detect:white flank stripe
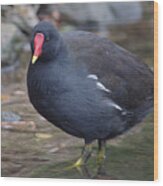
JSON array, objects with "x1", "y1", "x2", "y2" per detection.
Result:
[
  {"x1": 96, "y1": 82, "x2": 111, "y2": 93},
  {"x1": 87, "y1": 74, "x2": 98, "y2": 80},
  {"x1": 109, "y1": 101, "x2": 123, "y2": 111},
  {"x1": 87, "y1": 74, "x2": 111, "y2": 93}
]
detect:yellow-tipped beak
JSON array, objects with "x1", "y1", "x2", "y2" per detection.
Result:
[{"x1": 32, "y1": 56, "x2": 38, "y2": 64}]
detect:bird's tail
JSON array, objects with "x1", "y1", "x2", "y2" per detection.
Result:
[
  {"x1": 128, "y1": 97, "x2": 153, "y2": 129},
  {"x1": 133, "y1": 97, "x2": 154, "y2": 124},
  {"x1": 120, "y1": 96, "x2": 153, "y2": 130}
]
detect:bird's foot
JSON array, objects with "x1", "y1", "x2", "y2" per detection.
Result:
[
  {"x1": 52, "y1": 159, "x2": 84, "y2": 175},
  {"x1": 62, "y1": 157, "x2": 84, "y2": 171},
  {"x1": 59, "y1": 143, "x2": 93, "y2": 175},
  {"x1": 53, "y1": 157, "x2": 92, "y2": 178},
  {"x1": 73, "y1": 157, "x2": 84, "y2": 167},
  {"x1": 51, "y1": 143, "x2": 93, "y2": 176}
]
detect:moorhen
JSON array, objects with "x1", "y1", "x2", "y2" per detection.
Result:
[{"x1": 27, "y1": 21, "x2": 153, "y2": 172}]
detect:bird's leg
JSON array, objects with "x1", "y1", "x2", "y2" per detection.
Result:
[
  {"x1": 73, "y1": 143, "x2": 93, "y2": 167},
  {"x1": 96, "y1": 140, "x2": 107, "y2": 175},
  {"x1": 58, "y1": 142, "x2": 93, "y2": 173}
]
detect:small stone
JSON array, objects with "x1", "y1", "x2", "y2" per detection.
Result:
[
  {"x1": 13, "y1": 90, "x2": 25, "y2": 95},
  {"x1": 1, "y1": 23, "x2": 25, "y2": 68},
  {"x1": 49, "y1": 147, "x2": 59, "y2": 153},
  {"x1": 1, "y1": 111, "x2": 21, "y2": 122},
  {"x1": 35, "y1": 133, "x2": 53, "y2": 139},
  {"x1": 1, "y1": 121, "x2": 36, "y2": 132},
  {"x1": 1, "y1": 95, "x2": 11, "y2": 103}
]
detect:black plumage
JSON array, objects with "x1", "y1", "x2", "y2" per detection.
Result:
[{"x1": 27, "y1": 21, "x2": 153, "y2": 169}]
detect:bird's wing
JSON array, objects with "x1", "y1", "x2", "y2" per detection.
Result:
[
  {"x1": 86, "y1": 73, "x2": 129, "y2": 115},
  {"x1": 63, "y1": 31, "x2": 153, "y2": 111}
]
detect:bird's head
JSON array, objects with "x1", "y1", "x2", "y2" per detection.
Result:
[{"x1": 31, "y1": 21, "x2": 61, "y2": 64}]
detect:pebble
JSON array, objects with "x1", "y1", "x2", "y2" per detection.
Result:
[
  {"x1": 1, "y1": 121, "x2": 36, "y2": 132},
  {"x1": 1, "y1": 111, "x2": 21, "y2": 122}
]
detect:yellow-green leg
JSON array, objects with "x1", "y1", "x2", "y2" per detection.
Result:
[
  {"x1": 96, "y1": 140, "x2": 107, "y2": 175},
  {"x1": 73, "y1": 143, "x2": 93, "y2": 167},
  {"x1": 60, "y1": 142, "x2": 93, "y2": 173}
]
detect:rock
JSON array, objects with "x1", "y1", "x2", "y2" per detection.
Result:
[
  {"x1": 1, "y1": 5, "x2": 38, "y2": 71},
  {"x1": 1, "y1": 111, "x2": 21, "y2": 122},
  {"x1": 2, "y1": 5, "x2": 39, "y2": 35},
  {"x1": 37, "y1": 2, "x2": 143, "y2": 36},
  {"x1": 35, "y1": 133, "x2": 53, "y2": 139},
  {"x1": 1, "y1": 95, "x2": 11, "y2": 104},
  {"x1": 1, "y1": 121, "x2": 36, "y2": 132},
  {"x1": 13, "y1": 90, "x2": 25, "y2": 96},
  {"x1": 49, "y1": 147, "x2": 60, "y2": 153},
  {"x1": 1, "y1": 112, "x2": 36, "y2": 132},
  {"x1": 37, "y1": 4, "x2": 61, "y2": 28},
  {"x1": 1, "y1": 23, "x2": 26, "y2": 68}
]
